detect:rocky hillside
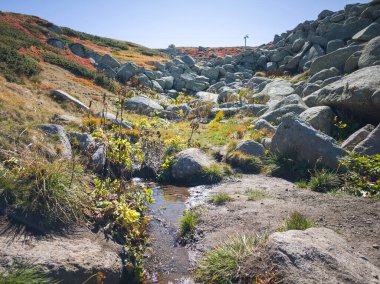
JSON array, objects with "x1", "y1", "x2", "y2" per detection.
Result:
[{"x1": 0, "y1": 1, "x2": 379, "y2": 284}]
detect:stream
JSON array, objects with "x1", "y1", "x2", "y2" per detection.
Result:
[{"x1": 140, "y1": 179, "x2": 211, "y2": 284}]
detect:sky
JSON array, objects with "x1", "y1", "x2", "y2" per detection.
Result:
[{"x1": 0, "y1": 0, "x2": 370, "y2": 48}]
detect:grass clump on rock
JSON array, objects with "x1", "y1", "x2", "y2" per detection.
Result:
[
  {"x1": 278, "y1": 211, "x2": 316, "y2": 232},
  {"x1": 226, "y1": 151, "x2": 263, "y2": 173},
  {"x1": 196, "y1": 234, "x2": 262, "y2": 283},
  {"x1": 202, "y1": 163, "x2": 232, "y2": 184},
  {"x1": 208, "y1": 192, "x2": 232, "y2": 205}
]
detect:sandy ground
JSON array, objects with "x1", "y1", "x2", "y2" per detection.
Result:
[{"x1": 190, "y1": 174, "x2": 380, "y2": 268}]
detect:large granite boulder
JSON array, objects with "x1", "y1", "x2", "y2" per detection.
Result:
[
  {"x1": 352, "y1": 22, "x2": 380, "y2": 42},
  {"x1": 354, "y1": 123, "x2": 380, "y2": 155},
  {"x1": 270, "y1": 114, "x2": 347, "y2": 169},
  {"x1": 304, "y1": 65, "x2": 380, "y2": 122},
  {"x1": 299, "y1": 106, "x2": 335, "y2": 135},
  {"x1": 261, "y1": 228, "x2": 380, "y2": 284},
  {"x1": 358, "y1": 36, "x2": 380, "y2": 68},
  {"x1": 125, "y1": 95, "x2": 163, "y2": 115},
  {"x1": 171, "y1": 148, "x2": 213, "y2": 184},
  {"x1": 341, "y1": 124, "x2": 375, "y2": 150},
  {"x1": 261, "y1": 104, "x2": 308, "y2": 124},
  {"x1": 234, "y1": 140, "x2": 265, "y2": 157}
]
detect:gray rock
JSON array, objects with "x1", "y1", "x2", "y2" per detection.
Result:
[
  {"x1": 68, "y1": 132, "x2": 96, "y2": 151},
  {"x1": 50, "y1": 90, "x2": 89, "y2": 111},
  {"x1": 157, "y1": 76, "x2": 174, "y2": 90},
  {"x1": 234, "y1": 140, "x2": 265, "y2": 157},
  {"x1": 309, "y1": 44, "x2": 363, "y2": 76},
  {"x1": 0, "y1": 227, "x2": 122, "y2": 284},
  {"x1": 261, "y1": 138, "x2": 272, "y2": 150},
  {"x1": 166, "y1": 103, "x2": 191, "y2": 116},
  {"x1": 181, "y1": 55, "x2": 195, "y2": 66},
  {"x1": 252, "y1": 119, "x2": 276, "y2": 134},
  {"x1": 39, "y1": 124, "x2": 72, "y2": 159},
  {"x1": 125, "y1": 95, "x2": 163, "y2": 115},
  {"x1": 117, "y1": 62, "x2": 138, "y2": 83},
  {"x1": 354, "y1": 123, "x2": 380, "y2": 155},
  {"x1": 323, "y1": 18, "x2": 372, "y2": 41},
  {"x1": 195, "y1": 91, "x2": 218, "y2": 104},
  {"x1": 171, "y1": 148, "x2": 213, "y2": 184},
  {"x1": 331, "y1": 12, "x2": 345, "y2": 23},
  {"x1": 326, "y1": 39, "x2": 345, "y2": 54},
  {"x1": 47, "y1": 38, "x2": 65, "y2": 49},
  {"x1": 352, "y1": 23, "x2": 380, "y2": 42},
  {"x1": 299, "y1": 106, "x2": 335, "y2": 135},
  {"x1": 286, "y1": 42, "x2": 312, "y2": 70},
  {"x1": 309, "y1": 67, "x2": 340, "y2": 83},
  {"x1": 47, "y1": 25, "x2": 62, "y2": 34},
  {"x1": 241, "y1": 104, "x2": 269, "y2": 116},
  {"x1": 96, "y1": 112, "x2": 133, "y2": 129},
  {"x1": 264, "y1": 228, "x2": 380, "y2": 284},
  {"x1": 344, "y1": 51, "x2": 362, "y2": 73},
  {"x1": 186, "y1": 76, "x2": 210, "y2": 92},
  {"x1": 342, "y1": 124, "x2": 375, "y2": 150},
  {"x1": 318, "y1": 10, "x2": 334, "y2": 20},
  {"x1": 258, "y1": 79, "x2": 295, "y2": 104},
  {"x1": 269, "y1": 94, "x2": 307, "y2": 111},
  {"x1": 304, "y1": 65, "x2": 380, "y2": 122},
  {"x1": 303, "y1": 84, "x2": 321, "y2": 97},
  {"x1": 152, "y1": 80, "x2": 164, "y2": 93},
  {"x1": 360, "y1": 3, "x2": 380, "y2": 20},
  {"x1": 69, "y1": 43, "x2": 86, "y2": 57},
  {"x1": 358, "y1": 36, "x2": 380, "y2": 68},
  {"x1": 261, "y1": 104, "x2": 308, "y2": 124},
  {"x1": 266, "y1": 62, "x2": 278, "y2": 72},
  {"x1": 321, "y1": 76, "x2": 342, "y2": 87},
  {"x1": 98, "y1": 54, "x2": 120, "y2": 69},
  {"x1": 201, "y1": 67, "x2": 219, "y2": 81},
  {"x1": 91, "y1": 143, "x2": 106, "y2": 173},
  {"x1": 299, "y1": 44, "x2": 325, "y2": 69},
  {"x1": 270, "y1": 114, "x2": 346, "y2": 168},
  {"x1": 157, "y1": 110, "x2": 181, "y2": 120}
]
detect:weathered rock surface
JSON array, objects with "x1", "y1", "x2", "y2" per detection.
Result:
[
  {"x1": 96, "y1": 112, "x2": 134, "y2": 129},
  {"x1": 171, "y1": 148, "x2": 213, "y2": 184},
  {"x1": 299, "y1": 106, "x2": 335, "y2": 135},
  {"x1": 39, "y1": 124, "x2": 72, "y2": 159},
  {"x1": 125, "y1": 95, "x2": 163, "y2": 115},
  {"x1": 263, "y1": 228, "x2": 380, "y2": 284},
  {"x1": 342, "y1": 124, "x2": 375, "y2": 150},
  {"x1": 50, "y1": 90, "x2": 89, "y2": 111},
  {"x1": 270, "y1": 114, "x2": 346, "y2": 168},
  {"x1": 358, "y1": 36, "x2": 380, "y2": 68},
  {"x1": 354, "y1": 123, "x2": 380, "y2": 155},
  {"x1": 234, "y1": 140, "x2": 265, "y2": 157},
  {"x1": 304, "y1": 65, "x2": 380, "y2": 122}
]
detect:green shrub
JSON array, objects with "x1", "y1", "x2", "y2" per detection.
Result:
[
  {"x1": 0, "y1": 47, "x2": 41, "y2": 83},
  {"x1": 0, "y1": 266, "x2": 53, "y2": 284},
  {"x1": 0, "y1": 158, "x2": 86, "y2": 231},
  {"x1": 340, "y1": 153, "x2": 380, "y2": 197},
  {"x1": 179, "y1": 209, "x2": 199, "y2": 237},
  {"x1": 94, "y1": 73, "x2": 117, "y2": 92},
  {"x1": 309, "y1": 169, "x2": 340, "y2": 193},
  {"x1": 294, "y1": 180, "x2": 309, "y2": 188},
  {"x1": 278, "y1": 211, "x2": 316, "y2": 231},
  {"x1": 226, "y1": 151, "x2": 262, "y2": 173},
  {"x1": 196, "y1": 234, "x2": 261, "y2": 283},
  {"x1": 265, "y1": 152, "x2": 309, "y2": 181},
  {"x1": 208, "y1": 192, "x2": 232, "y2": 205}
]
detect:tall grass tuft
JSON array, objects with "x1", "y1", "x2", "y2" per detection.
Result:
[
  {"x1": 278, "y1": 211, "x2": 316, "y2": 231},
  {"x1": 309, "y1": 169, "x2": 340, "y2": 193}
]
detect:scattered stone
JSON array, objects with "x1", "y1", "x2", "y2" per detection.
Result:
[
  {"x1": 299, "y1": 106, "x2": 335, "y2": 135},
  {"x1": 39, "y1": 124, "x2": 72, "y2": 159},
  {"x1": 50, "y1": 90, "x2": 89, "y2": 111},
  {"x1": 354, "y1": 123, "x2": 380, "y2": 155},
  {"x1": 125, "y1": 95, "x2": 163, "y2": 115},
  {"x1": 234, "y1": 140, "x2": 265, "y2": 157},
  {"x1": 342, "y1": 124, "x2": 374, "y2": 150}
]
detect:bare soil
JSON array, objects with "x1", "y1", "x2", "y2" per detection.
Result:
[{"x1": 191, "y1": 174, "x2": 380, "y2": 268}]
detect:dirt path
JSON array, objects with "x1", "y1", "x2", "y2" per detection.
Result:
[{"x1": 191, "y1": 174, "x2": 380, "y2": 268}]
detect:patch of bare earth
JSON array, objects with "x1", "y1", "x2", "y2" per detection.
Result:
[{"x1": 191, "y1": 174, "x2": 380, "y2": 269}]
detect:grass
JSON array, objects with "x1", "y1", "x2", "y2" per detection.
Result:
[
  {"x1": 202, "y1": 163, "x2": 226, "y2": 184},
  {"x1": 0, "y1": 266, "x2": 53, "y2": 284},
  {"x1": 309, "y1": 170, "x2": 341, "y2": 193},
  {"x1": 0, "y1": 157, "x2": 86, "y2": 231},
  {"x1": 294, "y1": 181, "x2": 308, "y2": 188},
  {"x1": 179, "y1": 209, "x2": 200, "y2": 237},
  {"x1": 227, "y1": 151, "x2": 263, "y2": 173},
  {"x1": 278, "y1": 211, "x2": 316, "y2": 232},
  {"x1": 244, "y1": 189, "x2": 268, "y2": 201},
  {"x1": 208, "y1": 192, "x2": 232, "y2": 205},
  {"x1": 196, "y1": 234, "x2": 262, "y2": 283}
]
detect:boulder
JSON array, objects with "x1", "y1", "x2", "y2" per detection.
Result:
[
  {"x1": 302, "y1": 83, "x2": 321, "y2": 97},
  {"x1": 323, "y1": 18, "x2": 372, "y2": 41},
  {"x1": 234, "y1": 140, "x2": 265, "y2": 157},
  {"x1": 50, "y1": 90, "x2": 89, "y2": 111},
  {"x1": 91, "y1": 143, "x2": 106, "y2": 173},
  {"x1": 269, "y1": 94, "x2": 307, "y2": 111},
  {"x1": 304, "y1": 65, "x2": 380, "y2": 122},
  {"x1": 342, "y1": 124, "x2": 375, "y2": 150},
  {"x1": 299, "y1": 106, "x2": 335, "y2": 135},
  {"x1": 258, "y1": 79, "x2": 295, "y2": 104},
  {"x1": 344, "y1": 51, "x2": 362, "y2": 73},
  {"x1": 270, "y1": 114, "x2": 347, "y2": 168},
  {"x1": 186, "y1": 77, "x2": 210, "y2": 92},
  {"x1": 171, "y1": 148, "x2": 213, "y2": 184},
  {"x1": 352, "y1": 23, "x2": 380, "y2": 42},
  {"x1": 309, "y1": 67, "x2": 340, "y2": 83},
  {"x1": 354, "y1": 123, "x2": 380, "y2": 155},
  {"x1": 181, "y1": 55, "x2": 195, "y2": 66},
  {"x1": 0, "y1": 227, "x2": 122, "y2": 284},
  {"x1": 201, "y1": 67, "x2": 219, "y2": 81},
  {"x1": 96, "y1": 112, "x2": 134, "y2": 129},
  {"x1": 125, "y1": 95, "x2": 163, "y2": 115},
  {"x1": 68, "y1": 132, "x2": 96, "y2": 151},
  {"x1": 358, "y1": 36, "x2": 380, "y2": 68},
  {"x1": 252, "y1": 119, "x2": 276, "y2": 134},
  {"x1": 69, "y1": 43, "x2": 86, "y2": 58},
  {"x1": 98, "y1": 54, "x2": 120, "y2": 69},
  {"x1": 195, "y1": 91, "x2": 218, "y2": 104},
  {"x1": 39, "y1": 124, "x2": 72, "y2": 159},
  {"x1": 157, "y1": 76, "x2": 174, "y2": 90},
  {"x1": 117, "y1": 62, "x2": 138, "y2": 83},
  {"x1": 262, "y1": 228, "x2": 380, "y2": 284},
  {"x1": 47, "y1": 38, "x2": 65, "y2": 49},
  {"x1": 309, "y1": 45, "x2": 363, "y2": 76},
  {"x1": 292, "y1": 39, "x2": 306, "y2": 53},
  {"x1": 326, "y1": 39, "x2": 345, "y2": 54},
  {"x1": 261, "y1": 104, "x2": 308, "y2": 124}
]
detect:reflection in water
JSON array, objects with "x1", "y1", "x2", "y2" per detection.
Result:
[{"x1": 161, "y1": 186, "x2": 190, "y2": 203}]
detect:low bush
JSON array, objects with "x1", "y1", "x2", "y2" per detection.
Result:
[
  {"x1": 309, "y1": 169, "x2": 340, "y2": 193},
  {"x1": 202, "y1": 163, "x2": 225, "y2": 184},
  {"x1": 226, "y1": 151, "x2": 263, "y2": 173},
  {"x1": 0, "y1": 266, "x2": 53, "y2": 284},
  {"x1": 244, "y1": 189, "x2": 268, "y2": 201},
  {"x1": 340, "y1": 153, "x2": 380, "y2": 197},
  {"x1": 196, "y1": 234, "x2": 262, "y2": 283},
  {"x1": 265, "y1": 152, "x2": 309, "y2": 181},
  {"x1": 208, "y1": 192, "x2": 232, "y2": 205},
  {"x1": 278, "y1": 211, "x2": 315, "y2": 231}
]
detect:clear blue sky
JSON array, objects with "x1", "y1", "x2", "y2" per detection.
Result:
[{"x1": 0, "y1": 0, "x2": 369, "y2": 48}]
